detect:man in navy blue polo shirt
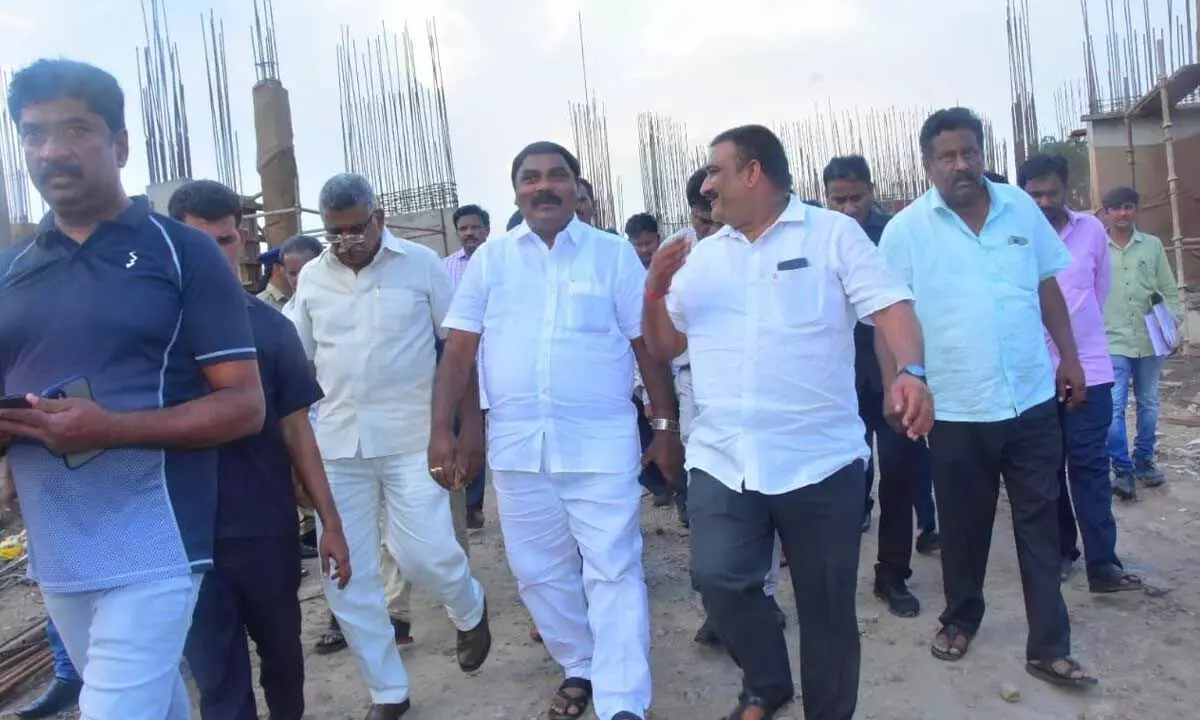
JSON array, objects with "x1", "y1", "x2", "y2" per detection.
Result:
[
  {"x1": 0, "y1": 60, "x2": 265, "y2": 720},
  {"x1": 169, "y1": 179, "x2": 352, "y2": 720}
]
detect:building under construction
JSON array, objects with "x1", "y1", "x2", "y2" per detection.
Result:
[
  {"x1": 1073, "y1": 0, "x2": 1200, "y2": 345},
  {"x1": 337, "y1": 21, "x2": 461, "y2": 257}
]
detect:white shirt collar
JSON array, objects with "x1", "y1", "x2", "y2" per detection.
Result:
[
  {"x1": 713, "y1": 194, "x2": 809, "y2": 242},
  {"x1": 512, "y1": 215, "x2": 590, "y2": 247}
]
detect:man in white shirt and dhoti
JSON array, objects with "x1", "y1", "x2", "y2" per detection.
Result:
[{"x1": 431, "y1": 142, "x2": 684, "y2": 720}]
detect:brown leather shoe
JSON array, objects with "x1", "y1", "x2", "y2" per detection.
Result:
[
  {"x1": 457, "y1": 601, "x2": 492, "y2": 672},
  {"x1": 364, "y1": 699, "x2": 410, "y2": 719}
]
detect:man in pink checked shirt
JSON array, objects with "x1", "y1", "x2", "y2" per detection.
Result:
[{"x1": 1019, "y1": 155, "x2": 1143, "y2": 595}]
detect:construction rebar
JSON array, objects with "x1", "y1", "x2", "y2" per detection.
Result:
[
  {"x1": 251, "y1": 0, "x2": 281, "y2": 83},
  {"x1": 1082, "y1": 0, "x2": 1197, "y2": 114},
  {"x1": 336, "y1": 22, "x2": 458, "y2": 215},
  {"x1": 202, "y1": 11, "x2": 242, "y2": 193},
  {"x1": 1007, "y1": 0, "x2": 1040, "y2": 166},
  {"x1": 137, "y1": 0, "x2": 192, "y2": 184},
  {"x1": 775, "y1": 104, "x2": 1008, "y2": 206},
  {"x1": 0, "y1": 70, "x2": 34, "y2": 234},
  {"x1": 637, "y1": 112, "x2": 706, "y2": 235},
  {"x1": 568, "y1": 13, "x2": 617, "y2": 230}
]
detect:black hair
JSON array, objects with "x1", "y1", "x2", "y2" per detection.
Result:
[
  {"x1": 919, "y1": 107, "x2": 985, "y2": 156},
  {"x1": 1102, "y1": 186, "x2": 1140, "y2": 208},
  {"x1": 1017, "y1": 154, "x2": 1069, "y2": 188},
  {"x1": 510, "y1": 141, "x2": 582, "y2": 187},
  {"x1": 578, "y1": 177, "x2": 595, "y2": 201},
  {"x1": 506, "y1": 210, "x2": 524, "y2": 231},
  {"x1": 453, "y1": 204, "x2": 491, "y2": 228},
  {"x1": 685, "y1": 168, "x2": 711, "y2": 210},
  {"x1": 710, "y1": 124, "x2": 793, "y2": 191},
  {"x1": 168, "y1": 180, "x2": 242, "y2": 225},
  {"x1": 624, "y1": 212, "x2": 659, "y2": 238},
  {"x1": 984, "y1": 171, "x2": 1010, "y2": 185},
  {"x1": 822, "y1": 155, "x2": 873, "y2": 186},
  {"x1": 6, "y1": 59, "x2": 125, "y2": 132},
  {"x1": 280, "y1": 234, "x2": 323, "y2": 259}
]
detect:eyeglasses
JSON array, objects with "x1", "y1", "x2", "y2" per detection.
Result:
[
  {"x1": 326, "y1": 219, "x2": 374, "y2": 245},
  {"x1": 328, "y1": 233, "x2": 368, "y2": 246}
]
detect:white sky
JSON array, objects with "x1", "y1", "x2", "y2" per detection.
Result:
[{"x1": 0, "y1": 0, "x2": 1151, "y2": 232}]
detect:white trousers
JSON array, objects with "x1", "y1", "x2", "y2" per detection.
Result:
[
  {"x1": 320, "y1": 450, "x2": 485, "y2": 704},
  {"x1": 42, "y1": 574, "x2": 201, "y2": 720},
  {"x1": 492, "y1": 458, "x2": 651, "y2": 719}
]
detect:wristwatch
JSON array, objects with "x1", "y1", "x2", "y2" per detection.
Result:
[
  {"x1": 899, "y1": 364, "x2": 927, "y2": 383},
  {"x1": 649, "y1": 418, "x2": 681, "y2": 433}
]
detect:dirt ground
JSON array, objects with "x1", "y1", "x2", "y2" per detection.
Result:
[{"x1": 2, "y1": 358, "x2": 1200, "y2": 719}]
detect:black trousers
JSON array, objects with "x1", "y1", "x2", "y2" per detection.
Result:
[
  {"x1": 185, "y1": 536, "x2": 305, "y2": 720},
  {"x1": 858, "y1": 386, "x2": 927, "y2": 585},
  {"x1": 930, "y1": 399, "x2": 1071, "y2": 661},
  {"x1": 690, "y1": 463, "x2": 864, "y2": 719}
]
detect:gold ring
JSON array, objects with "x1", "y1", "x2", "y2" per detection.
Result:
[{"x1": 429, "y1": 466, "x2": 443, "y2": 475}]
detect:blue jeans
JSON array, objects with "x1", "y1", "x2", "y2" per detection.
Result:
[
  {"x1": 46, "y1": 616, "x2": 80, "y2": 682},
  {"x1": 1108, "y1": 355, "x2": 1165, "y2": 473},
  {"x1": 1057, "y1": 384, "x2": 1122, "y2": 577}
]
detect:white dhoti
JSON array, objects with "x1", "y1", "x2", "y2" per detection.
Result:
[
  {"x1": 492, "y1": 458, "x2": 651, "y2": 719},
  {"x1": 319, "y1": 449, "x2": 485, "y2": 704}
]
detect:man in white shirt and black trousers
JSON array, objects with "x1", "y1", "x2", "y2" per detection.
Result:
[
  {"x1": 644, "y1": 126, "x2": 933, "y2": 720},
  {"x1": 432, "y1": 142, "x2": 684, "y2": 720}
]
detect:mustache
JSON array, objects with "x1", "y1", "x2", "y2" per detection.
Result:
[
  {"x1": 39, "y1": 163, "x2": 83, "y2": 183},
  {"x1": 951, "y1": 173, "x2": 979, "y2": 185},
  {"x1": 531, "y1": 192, "x2": 562, "y2": 206}
]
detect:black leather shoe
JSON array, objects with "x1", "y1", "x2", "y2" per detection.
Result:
[
  {"x1": 364, "y1": 699, "x2": 410, "y2": 719},
  {"x1": 1112, "y1": 470, "x2": 1137, "y2": 500},
  {"x1": 457, "y1": 601, "x2": 492, "y2": 672},
  {"x1": 915, "y1": 530, "x2": 940, "y2": 555},
  {"x1": 16, "y1": 677, "x2": 82, "y2": 718},
  {"x1": 874, "y1": 580, "x2": 921, "y2": 618}
]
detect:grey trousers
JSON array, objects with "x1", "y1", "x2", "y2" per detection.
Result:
[{"x1": 690, "y1": 463, "x2": 864, "y2": 719}]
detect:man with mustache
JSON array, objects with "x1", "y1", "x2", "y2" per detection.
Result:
[
  {"x1": 0, "y1": 59, "x2": 265, "y2": 719},
  {"x1": 1100, "y1": 186, "x2": 1180, "y2": 498},
  {"x1": 289, "y1": 172, "x2": 491, "y2": 719},
  {"x1": 823, "y1": 154, "x2": 936, "y2": 620},
  {"x1": 645, "y1": 125, "x2": 930, "y2": 720},
  {"x1": 879, "y1": 108, "x2": 1096, "y2": 687},
  {"x1": 433, "y1": 141, "x2": 683, "y2": 720}
]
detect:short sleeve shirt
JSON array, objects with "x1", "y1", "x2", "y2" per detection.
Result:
[
  {"x1": 878, "y1": 182, "x2": 1071, "y2": 422},
  {"x1": 216, "y1": 297, "x2": 323, "y2": 538},
  {"x1": 0, "y1": 198, "x2": 257, "y2": 593}
]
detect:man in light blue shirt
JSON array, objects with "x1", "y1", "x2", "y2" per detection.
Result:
[{"x1": 879, "y1": 107, "x2": 1098, "y2": 688}]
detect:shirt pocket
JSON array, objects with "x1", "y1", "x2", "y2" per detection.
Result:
[
  {"x1": 769, "y1": 269, "x2": 822, "y2": 327},
  {"x1": 989, "y1": 243, "x2": 1038, "y2": 292},
  {"x1": 566, "y1": 280, "x2": 614, "y2": 333},
  {"x1": 374, "y1": 287, "x2": 420, "y2": 333}
]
